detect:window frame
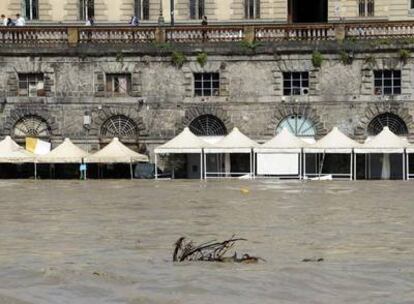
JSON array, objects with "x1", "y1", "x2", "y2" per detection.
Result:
[
  {"x1": 189, "y1": 0, "x2": 205, "y2": 20},
  {"x1": 244, "y1": 0, "x2": 260, "y2": 19},
  {"x1": 135, "y1": 0, "x2": 150, "y2": 20},
  {"x1": 283, "y1": 72, "x2": 309, "y2": 96},
  {"x1": 193, "y1": 73, "x2": 220, "y2": 97},
  {"x1": 105, "y1": 73, "x2": 131, "y2": 97},
  {"x1": 358, "y1": 0, "x2": 375, "y2": 17},
  {"x1": 23, "y1": 0, "x2": 39, "y2": 20},
  {"x1": 373, "y1": 70, "x2": 401, "y2": 96},
  {"x1": 18, "y1": 73, "x2": 45, "y2": 97},
  {"x1": 79, "y1": 0, "x2": 94, "y2": 20}
]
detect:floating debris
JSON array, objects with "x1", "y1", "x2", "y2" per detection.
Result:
[
  {"x1": 173, "y1": 236, "x2": 264, "y2": 263},
  {"x1": 302, "y1": 258, "x2": 324, "y2": 263}
]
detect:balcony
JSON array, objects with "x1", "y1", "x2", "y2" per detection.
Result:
[{"x1": 1, "y1": 21, "x2": 414, "y2": 46}]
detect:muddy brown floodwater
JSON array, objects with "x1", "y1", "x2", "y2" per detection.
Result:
[{"x1": 0, "y1": 180, "x2": 413, "y2": 304}]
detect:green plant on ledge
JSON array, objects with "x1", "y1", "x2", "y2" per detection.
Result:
[
  {"x1": 171, "y1": 51, "x2": 187, "y2": 68},
  {"x1": 312, "y1": 51, "x2": 324, "y2": 68},
  {"x1": 399, "y1": 49, "x2": 411, "y2": 64},
  {"x1": 364, "y1": 54, "x2": 376, "y2": 68},
  {"x1": 196, "y1": 52, "x2": 208, "y2": 67},
  {"x1": 115, "y1": 52, "x2": 124, "y2": 63},
  {"x1": 239, "y1": 40, "x2": 263, "y2": 51},
  {"x1": 339, "y1": 50, "x2": 353, "y2": 65}
]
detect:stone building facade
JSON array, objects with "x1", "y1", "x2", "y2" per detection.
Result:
[
  {"x1": 3, "y1": 0, "x2": 414, "y2": 24},
  {"x1": 1, "y1": 36, "x2": 414, "y2": 161}
]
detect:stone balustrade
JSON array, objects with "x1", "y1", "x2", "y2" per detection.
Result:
[{"x1": 1, "y1": 21, "x2": 414, "y2": 46}]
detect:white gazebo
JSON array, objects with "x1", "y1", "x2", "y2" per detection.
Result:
[
  {"x1": 203, "y1": 127, "x2": 258, "y2": 178},
  {"x1": 85, "y1": 137, "x2": 148, "y2": 179},
  {"x1": 37, "y1": 138, "x2": 88, "y2": 164},
  {"x1": 304, "y1": 127, "x2": 360, "y2": 180},
  {"x1": 154, "y1": 127, "x2": 212, "y2": 180},
  {"x1": 354, "y1": 127, "x2": 408, "y2": 180},
  {"x1": 254, "y1": 128, "x2": 306, "y2": 179},
  {"x1": 0, "y1": 136, "x2": 36, "y2": 163}
]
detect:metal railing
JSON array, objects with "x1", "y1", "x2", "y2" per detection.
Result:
[{"x1": 1, "y1": 21, "x2": 414, "y2": 46}]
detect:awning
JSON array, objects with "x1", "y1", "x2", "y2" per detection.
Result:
[
  {"x1": 304, "y1": 127, "x2": 361, "y2": 153},
  {"x1": 154, "y1": 127, "x2": 212, "y2": 154},
  {"x1": 85, "y1": 138, "x2": 148, "y2": 163},
  {"x1": 255, "y1": 128, "x2": 306, "y2": 153},
  {"x1": 354, "y1": 127, "x2": 409, "y2": 153},
  {"x1": 0, "y1": 136, "x2": 35, "y2": 163},
  {"x1": 37, "y1": 138, "x2": 88, "y2": 163},
  {"x1": 204, "y1": 127, "x2": 258, "y2": 153}
]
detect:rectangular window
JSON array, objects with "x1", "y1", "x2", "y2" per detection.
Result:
[
  {"x1": 411, "y1": 0, "x2": 414, "y2": 9},
  {"x1": 194, "y1": 73, "x2": 220, "y2": 97},
  {"x1": 18, "y1": 73, "x2": 44, "y2": 97},
  {"x1": 374, "y1": 70, "x2": 401, "y2": 95},
  {"x1": 190, "y1": 0, "x2": 205, "y2": 19},
  {"x1": 23, "y1": 0, "x2": 39, "y2": 20},
  {"x1": 245, "y1": 0, "x2": 260, "y2": 19},
  {"x1": 135, "y1": 0, "x2": 150, "y2": 20},
  {"x1": 105, "y1": 74, "x2": 131, "y2": 96},
  {"x1": 283, "y1": 72, "x2": 309, "y2": 96},
  {"x1": 358, "y1": 0, "x2": 374, "y2": 17},
  {"x1": 80, "y1": 0, "x2": 94, "y2": 20}
]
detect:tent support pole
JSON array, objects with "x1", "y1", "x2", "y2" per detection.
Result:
[
  {"x1": 299, "y1": 151, "x2": 302, "y2": 180},
  {"x1": 303, "y1": 152, "x2": 306, "y2": 179},
  {"x1": 350, "y1": 152, "x2": 353, "y2": 181},
  {"x1": 402, "y1": 152, "x2": 406, "y2": 181},
  {"x1": 249, "y1": 150, "x2": 253, "y2": 179},
  {"x1": 34, "y1": 162, "x2": 37, "y2": 180},
  {"x1": 200, "y1": 151, "x2": 203, "y2": 180},
  {"x1": 130, "y1": 160, "x2": 133, "y2": 180},
  {"x1": 203, "y1": 152, "x2": 207, "y2": 180},
  {"x1": 407, "y1": 153, "x2": 410, "y2": 181},
  {"x1": 155, "y1": 154, "x2": 158, "y2": 180},
  {"x1": 353, "y1": 152, "x2": 357, "y2": 181}
]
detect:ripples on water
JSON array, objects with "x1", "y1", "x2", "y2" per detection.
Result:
[{"x1": 0, "y1": 180, "x2": 413, "y2": 304}]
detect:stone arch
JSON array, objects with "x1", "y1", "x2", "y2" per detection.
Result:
[
  {"x1": 354, "y1": 103, "x2": 413, "y2": 140},
  {"x1": 4, "y1": 107, "x2": 58, "y2": 138},
  {"x1": 181, "y1": 105, "x2": 233, "y2": 132},
  {"x1": 266, "y1": 104, "x2": 327, "y2": 138},
  {"x1": 189, "y1": 114, "x2": 227, "y2": 136},
  {"x1": 91, "y1": 106, "x2": 146, "y2": 141}
]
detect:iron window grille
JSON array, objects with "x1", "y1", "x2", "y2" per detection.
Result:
[
  {"x1": 189, "y1": 114, "x2": 227, "y2": 136},
  {"x1": 358, "y1": 0, "x2": 374, "y2": 17},
  {"x1": 135, "y1": 0, "x2": 150, "y2": 20},
  {"x1": 283, "y1": 72, "x2": 309, "y2": 96},
  {"x1": 105, "y1": 74, "x2": 131, "y2": 97},
  {"x1": 14, "y1": 115, "x2": 50, "y2": 137},
  {"x1": 80, "y1": 0, "x2": 94, "y2": 20},
  {"x1": 368, "y1": 113, "x2": 408, "y2": 136},
  {"x1": 189, "y1": 0, "x2": 205, "y2": 19},
  {"x1": 18, "y1": 73, "x2": 45, "y2": 97},
  {"x1": 101, "y1": 115, "x2": 138, "y2": 138},
  {"x1": 244, "y1": 0, "x2": 260, "y2": 19},
  {"x1": 23, "y1": 0, "x2": 39, "y2": 20},
  {"x1": 374, "y1": 70, "x2": 401, "y2": 96},
  {"x1": 276, "y1": 115, "x2": 316, "y2": 138},
  {"x1": 194, "y1": 73, "x2": 220, "y2": 97}
]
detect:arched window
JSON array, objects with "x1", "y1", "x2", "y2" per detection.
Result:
[
  {"x1": 80, "y1": 0, "x2": 94, "y2": 20},
  {"x1": 101, "y1": 115, "x2": 138, "y2": 138},
  {"x1": 189, "y1": 114, "x2": 227, "y2": 136},
  {"x1": 14, "y1": 115, "x2": 50, "y2": 138},
  {"x1": 368, "y1": 113, "x2": 408, "y2": 136},
  {"x1": 189, "y1": 0, "x2": 205, "y2": 19},
  {"x1": 134, "y1": 0, "x2": 150, "y2": 20},
  {"x1": 276, "y1": 114, "x2": 316, "y2": 137}
]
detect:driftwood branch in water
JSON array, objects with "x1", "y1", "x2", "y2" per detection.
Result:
[{"x1": 173, "y1": 236, "x2": 264, "y2": 263}]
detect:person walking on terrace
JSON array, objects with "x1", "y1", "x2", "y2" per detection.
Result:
[
  {"x1": 15, "y1": 14, "x2": 25, "y2": 26},
  {"x1": 201, "y1": 15, "x2": 208, "y2": 42},
  {"x1": 1, "y1": 15, "x2": 7, "y2": 26},
  {"x1": 129, "y1": 15, "x2": 139, "y2": 26}
]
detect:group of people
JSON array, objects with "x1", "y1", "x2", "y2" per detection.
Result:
[{"x1": 1, "y1": 14, "x2": 26, "y2": 26}]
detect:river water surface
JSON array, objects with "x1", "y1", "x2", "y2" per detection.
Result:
[{"x1": 0, "y1": 180, "x2": 413, "y2": 304}]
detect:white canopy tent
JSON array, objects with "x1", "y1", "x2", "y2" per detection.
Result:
[
  {"x1": 154, "y1": 127, "x2": 212, "y2": 180},
  {"x1": 0, "y1": 136, "x2": 36, "y2": 163},
  {"x1": 85, "y1": 137, "x2": 149, "y2": 179},
  {"x1": 254, "y1": 128, "x2": 307, "y2": 179},
  {"x1": 204, "y1": 127, "x2": 258, "y2": 178},
  {"x1": 354, "y1": 127, "x2": 409, "y2": 180},
  {"x1": 304, "y1": 127, "x2": 360, "y2": 180},
  {"x1": 37, "y1": 138, "x2": 88, "y2": 164},
  {"x1": 406, "y1": 144, "x2": 414, "y2": 180}
]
